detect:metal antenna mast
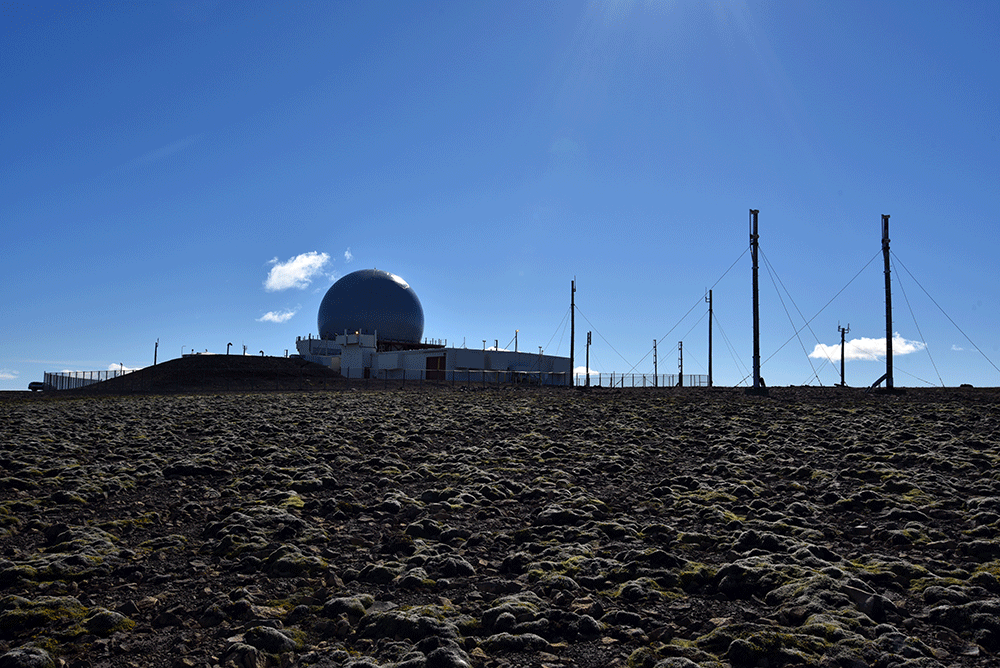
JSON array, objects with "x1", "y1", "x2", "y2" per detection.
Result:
[
  {"x1": 586, "y1": 332, "x2": 591, "y2": 387},
  {"x1": 706, "y1": 289, "x2": 713, "y2": 387},
  {"x1": 870, "y1": 214, "x2": 894, "y2": 390},
  {"x1": 570, "y1": 279, "x2": 576, "y2": 386},
  {"x1": 748, "y1": 209, "x2": 767, "y2": 395},
  {"x1": 678, "y1": 341, "x2": 683, "y2": 387},
  {"x1": 882, "y1": 214, "x2": 893, "y2": 389},
  {"x1": 653, "y1": 340, "x2": 658, "y2": 387},
  {"x1": 838, "y1": 323, "x2": 850, "y2": 386}
]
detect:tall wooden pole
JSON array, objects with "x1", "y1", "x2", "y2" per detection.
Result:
[
  {"x1": 882, "y1": 215, "x2": 893, "y2": 389},
  {"x1": 750, "y1": 209, "x2": 762, "y2": 390},
  {"x1": 706, "y1": 290, "x2": 713, "y2": 387},
  {"x1": 678, "y1": 341, "x2": 684, "y2": 387},
  {"x1": 839, "y1": 323, "x2": 850, "y2": 387},
  {"x1": 570, "y1": 279, "x2": 576, "y2": 386},
  {"x1": 653, "y1": 340, "x2": 658, "y2": 388}
]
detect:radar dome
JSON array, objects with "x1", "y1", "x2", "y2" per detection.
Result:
[{"x1": 318, "y1": 269, "x2": 424, "y2": 343}]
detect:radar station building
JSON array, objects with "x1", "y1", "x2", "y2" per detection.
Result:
[{"x1": 295, "y1": 269, "x2": 570, "y2": 385}]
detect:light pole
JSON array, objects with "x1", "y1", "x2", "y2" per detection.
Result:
[{"x1": 227, "y1": 342, "x2": 232, "y2": 355}]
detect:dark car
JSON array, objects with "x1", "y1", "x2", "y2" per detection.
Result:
[{"x1": 28, "y1": 381, "x2": 47, "y2": 392}]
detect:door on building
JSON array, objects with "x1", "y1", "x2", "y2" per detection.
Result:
[{"x1": 426, "y1": 355, "x2": 446, "y2": 381}]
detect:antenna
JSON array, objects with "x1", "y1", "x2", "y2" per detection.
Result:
[
  {"x1": 705, "y1": 289, "x2": 713, "y2": 387},
  {"x1": 586, "y1": 331, "x2": 592, "y2": 387},
  {"x1": 678, "y1": 341, "x2": 683, "y2": 387},
  {"x1": 838, "y1": 323, "x2": 850, "y2": 387},
  {"x1": 870, "y1": 214, "x2": 894, "y2": 391},
  {"x1": 570, "y1": 278, "x2": 576, "y2": 387},
  {"x1": 653, "y1": 340, "x2": 658, "y2": 388},
  {"x1": 747, "y1": 209, "x2": 767, "y2": 395}
]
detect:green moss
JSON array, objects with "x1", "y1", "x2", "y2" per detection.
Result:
[
  {"x1": 0, "y1": 595, "x2": 89, "y2": 637},
  {"x1": 678, "y1": 562, "x2": 717, "y2": 593}
]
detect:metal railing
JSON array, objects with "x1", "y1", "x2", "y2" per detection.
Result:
[
  {"x1": 572, "y1": 373, "x2": 710, "y2": 388},
  {"x1": 374, "y1": 369, "x2": 570, "y2": 387},
  {"x1": 44, "y1": 369, "x2": 137, "y2": 390}
]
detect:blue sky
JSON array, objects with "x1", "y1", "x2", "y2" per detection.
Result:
[{"x1": 3, "y1": 0, "x2": 998, "y2": 390}]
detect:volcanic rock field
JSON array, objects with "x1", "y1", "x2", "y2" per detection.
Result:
[{"x1": 2, "y1": 387, "x2": 1000, "y2": 668}]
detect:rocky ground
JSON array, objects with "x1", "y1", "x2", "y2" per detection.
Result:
[{"x1": 1, "y1": 386, "x2": 999, "y2": 668}]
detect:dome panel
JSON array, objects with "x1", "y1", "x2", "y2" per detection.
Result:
[{"x1": 317, "y1": 269, "x2": 424, "y2": 343}]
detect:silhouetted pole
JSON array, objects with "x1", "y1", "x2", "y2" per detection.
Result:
[
  {"x1": 678, "y1": 341, "x2": 683, "y2": 387},
  {"x1": 839, "y1": 323, "x2": 850, "y2": 386},
  {"x1": 154, "y1": 339, "x2": 159, "y2": 366},
  {"x1": 882, "y1": 215, "x2": 893, "y2": 389},
  {"x1": 570, "y1": 279, "x2": 576, "y2": 386},
  {"x1": 706, "y1": 290, "x2": 713, "y2": 387},
  {"x1": 749, "y1": 209, "x2": 764, "y2": 392},
  {"x1": 586, "y1": 331, "x2": 591, "y2": 387},
  {"x1": 653, "y1": 340, "x2": 658, "y2": 388}
]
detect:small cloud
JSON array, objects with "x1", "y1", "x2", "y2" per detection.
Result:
[
  {"x1": 264, "y1": 252, "x2": 330, "y2": 291},
  {"x1": 0, "y1": 369, "x2": 18, "y2": 380},
  {"x1": 257, "y1": 307, "x2": 300, "y2": 324},
  {"x1": 952, "y1": 345, "x2": 964, "y2": 352},
  {"x1": 574, "y1": 365, "x2": 601, "y2": 376},
  {"x1": 344, "y1": 247, "x2": 354, "y2": 263},
  {"x1": 127, "y1": 134, "x2": 202, "y2": 168},
  {"x1": 810, "y1": 332, "x2": 926, "y2": 362},
  {"x1": 107, "y1": 363, "x2": 142, "y2": 372}
]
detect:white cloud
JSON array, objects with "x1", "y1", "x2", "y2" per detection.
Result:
[
  {"x1": 107, "y1": 363, "x2": 143, "y2": 372},
  {"x1": 574, "y1": 365, "x2": 601, "y2": 376},
  {"x1": 344, "y1": 247, "x2": 354, "y2": 263},
  {"x1": 0, "y1": 369, "x2": 18, "y2": 380},
  {"x1": 810, "y1": 332, "x2": 926, "y2": 362},
  {"x1": 257, "y1": 307, "x2": 300, "y2": 324},
  {"x1": 952, "y1": 345, "x2": 964, "y2": 351},
  {"x1": 264, "y1": 252, "x2": 331, "y2": 291}
]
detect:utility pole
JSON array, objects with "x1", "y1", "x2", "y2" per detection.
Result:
[
  {"x1": 870, "y1": 214, "x2": 894, "y2": 391},
  {"x1": 154, "y1": 339, "x2": 159, "y2": 366},
  {"x1": 515, "y1": 330, "x2": 518, "y2": 353},
  {"x1": 706, "y1": 289, "x2": 713, "y2": 387},
  {"x1": 653, "y1": 340, "x2": 658, "y2": 388},
  {"x1": 570, "y1": 279, "x2": 576, "y2": 387},
  {"x1": 882, "y1": 214, "x2": 893, "y2": 390},
  {"x1": 839, "y1": 323, "x2": 850, "y2": 386},
  {"x1": 586, "y1": 332, "x2": 591, "y2": 387},
  {"x1": 678, "y1": 341, "x2": 683, "y2": 387},
  {"x1": 748, "y1": 209, "x2": 767, "y2": 395}
]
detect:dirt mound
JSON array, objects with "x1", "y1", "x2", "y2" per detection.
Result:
[{"x1": 75, "y1": 355, "x2": 344, "y2": 394}]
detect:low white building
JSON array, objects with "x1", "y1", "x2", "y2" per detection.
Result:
[{"x1": 295, "y1": 333, "x2": 570, "y2": 385}]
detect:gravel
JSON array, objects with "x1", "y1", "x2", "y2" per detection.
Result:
[{"x1": 1, "y1": 385, "x2": 998, "y2": 668}]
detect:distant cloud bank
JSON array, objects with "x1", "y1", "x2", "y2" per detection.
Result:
[
  {"x1": 809, "y1": 332, "x2": 926, "y2": 362},
  {"x1": 257, "y1": 307, "x2": 300, "y2": 324},
  {"x1": 0, "y1": 369, "x2": 18, "y2": 380},
  {"x1": 264, "y1": 252, "x2": 330, "y2": 291}
]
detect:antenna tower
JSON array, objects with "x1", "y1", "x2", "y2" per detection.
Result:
[
  {"x1": 870, "y1": 214, "x2": 896, "y2": 391},
  {"x1": 747, "y1": 209, "x2": 768, "y2": 395},
  {"x1": 706, "y1": 289, "x2": 713, "y2": 387},
  {"x1": 838, "y1": 323, "x2": 850, "y2": 386},
  {"x1": 570, "y1": 279, "x2": 576, "y2": 386},
  {"x1": 678, "y1": 341, "x2": 683, "y2": 387},
  {"x1": 653, "y1": 340, "x2": 658, "y2": 388}
]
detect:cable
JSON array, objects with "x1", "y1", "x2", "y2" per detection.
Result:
[
  {"x1": 762, "y1": 250, "x2": 882, "y2": 366},
  {"x1": 714, "y1": 313, "x2": 750, "y2": 386},
  {"x1": 543, "y1": 307, "x2": 570, "y2": 354},
  {"x1": 574, "y1": 306, "x2": 634, "y2": 369},
  {"x1": 891, "y1": 257, "x2": 944, "y2": 386},
  {"x1": 891, "y1": 251, "x2": 1000, "y2": 378},
  {"x1": 760, "y1": 249, "x2": 823, "y2": 385}
]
